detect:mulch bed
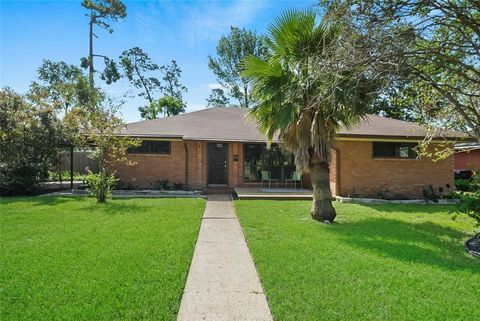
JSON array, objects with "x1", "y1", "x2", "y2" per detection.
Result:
[{"x1": 465, "y1": 233, "x2": 480, "y2": 258}]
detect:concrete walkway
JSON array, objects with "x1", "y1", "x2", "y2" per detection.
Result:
[{"x1": 177, "y1": 194, "x2": 273, "y2": 321}]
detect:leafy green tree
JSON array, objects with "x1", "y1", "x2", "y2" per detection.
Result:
[
  {"x1": 66, "y1": 82, "x2": 139, "y2": 202},
  {"x1": 458, "y1": 174, "x2": 480, "y2": 249},
  {"x1": 367, "y1": 80, "x2": 441, "y2": 123},
  {"x1": 81, "y1": 0, "x2": 126, "y2": 86},
  {"x1": 158, "y1": 95, "x2": 185, "y2": 117},
  {"x1": 243, "y1": 9, "x2": 375, "y2": 222},
  {"x1": 138, "y1": 96, "x2": 185, "y2": 119},
  {"x1": 0, "y1": 88, "x2": 64, "y2": 195},
  {"x1": 119, "y1": 47, "x2": 161, "y2": 104},
  {"x1": 28, "y1": 60, "x2": 83, "y2": 116},
  {"x1": 138, "y1": 102, "x2": 162, "y2": 120},
  {"x1": 323, "y1": 0, "x2": 480, "y2": 140},
  {"x1": 160, "y1": 60, "x2": 187, "y2": 103},
  {"x1": 124, "y1": 57, "x2": 187, "y2": 120},
  {"x1": 208, "y1": 26, "x2": 268, "y2": 107},
  {"x1": 206, "y1": 88, "x2": 230, "y2": 107}
]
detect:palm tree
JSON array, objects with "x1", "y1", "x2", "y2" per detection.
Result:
[{"x1": 243, "y1": 9, "x2": 374, "y2": 222}]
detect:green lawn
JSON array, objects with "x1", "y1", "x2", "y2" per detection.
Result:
[
  {"x1": 0, "y1": 196, "x2": 206, "y2": 321},
  {"x1": 235, "y1": 201, "x2": 480, "y2": 321}
]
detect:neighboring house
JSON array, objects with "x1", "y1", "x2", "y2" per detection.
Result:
[
  {"x1": 117, "y1": 107, "x2": 460, "y2": 198},
  {"x1": 455, "y1": 143, "x2": 480, "y2": 173}
]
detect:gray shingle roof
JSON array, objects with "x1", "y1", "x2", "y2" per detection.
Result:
[{"x1": 122, "y1": 107, "x2": 464, "y2": 141}]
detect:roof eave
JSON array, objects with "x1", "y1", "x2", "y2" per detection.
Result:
[{"x1": 335, "y1": 133, "x2": 465, "y2": 141}]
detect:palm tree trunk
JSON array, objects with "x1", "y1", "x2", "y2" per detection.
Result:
[{"x1": 310, "y1": 162, "x2": 336, "y2": 222}]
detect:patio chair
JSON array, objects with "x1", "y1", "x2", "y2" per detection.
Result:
[
  {"x1": 286, "y1": 171, "x2": 302, "y2": 189},
  {"x1": 261, "y1": 171, "x2": 278, "y2": 189}
]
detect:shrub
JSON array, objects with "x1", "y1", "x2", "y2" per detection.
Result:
[
  {"x1": 423, "y1": 184, "x2": 456, "y2": 202},
  {"x1": 470, "y1": 173, "x2": 480, "y2": 192},
  {"x1": 443, "y1": 191, "x2": 459, "y2": 199},
  {"x1": 114, "y1": 179, "x2": 135, "y2": 190},
  {"x1": 172, "y1": 182, "x2": 184, "y2": 190},
  {"x1": 455, "y1": 179, "x2": 471, "y2": 192},
  {"x1": 459, "y1": 192, "x2": 480, "y2": 226},
  {"x1": 153, "y1": 179, "x2": 171, "y2": 190},
  {"x1": 0, "y1": 88, "x2": 63, "y2": 195},
  {"x1": 423, "y1": 185, "x2": 441, "y2": 202},
  {"x1": 458, "y1": 175, "x2": 480, "y2": 227},
  {"x1": 378, "y1": 188, "x2": 395, "y2": 200},
  {"x1": 85, "y1": 172, "x2": 116, "y2": 202}
]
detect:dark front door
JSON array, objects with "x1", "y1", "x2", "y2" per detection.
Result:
[{"x1": 208, "y1": 143, "x2": 228, "y2": 185}]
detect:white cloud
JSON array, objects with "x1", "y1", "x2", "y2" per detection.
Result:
[
  {"x1": 207, "y1": 83, "x2": 224, "y2": 90},
  {"x1": 164, "y1": 0, "x2": 272, "y2": 46}
]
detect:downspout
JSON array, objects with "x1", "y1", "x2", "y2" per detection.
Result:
[
  {"x1": 184, "y1": 142, "x2": 189, "y2": 188},
  {"x1": 335, "y1": 148, "x2": 340, "y2": 197}
]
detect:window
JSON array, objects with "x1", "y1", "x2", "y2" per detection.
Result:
[
  {"x1": 243, "y1": 144, "x2": 296, "y2": 181},
  {"x1": 372, "y1": 142, "x2": 417, "y2": 159},
  {"x1": 128, "y1": 141, "x2": 171, "y2": 155}
]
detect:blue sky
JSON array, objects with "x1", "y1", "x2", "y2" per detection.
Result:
[{"x1": 0, "y1": 0, "x2": 315, "y2": 123}]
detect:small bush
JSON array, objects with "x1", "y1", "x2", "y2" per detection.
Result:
[
  {"x1": 423, "y1": 184, "x2": 457, "y2": 202},
  {"x1": 458, "y1": 174, "x2": 480, "y2": 227},
  {"x1": 378, "y1": 188, "x2": 395, "y2": 200},
  {"x1": 423, "y1": 185, "x2": 441, "y2": 202},
  {"x1": 443, "y1": 191, "x2": 459, "y2": 199},
  {"x1": 455, "y1": 179, "x2": 471, "y2": 192},
  {"x1": 470, "y1": 173, "x2": 480, "y2": 192},
  {"x1": 85, "y1": 172, "x2": 116, "y2": 202},
  {"x1": 172, "y1": 182, "x2": 184, "y2": 190},
  {"x1": 114, "y1": 179, "x2": 136, "y2": 190},
  {"x1": 152, "y1": 180, "x2": 189, "y2": 191},
  {"x1": 459, "y1": 192, "x2": 480, "y2": 226},
  {"x1": 153, "y1": 179, "x2": 172, "y2": 190}
]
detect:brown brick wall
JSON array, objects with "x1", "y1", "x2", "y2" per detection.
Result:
[
  {"x1": 116, "y1": 140, "x2": 208, "y2": 189},
  {"x1": 186, "y1": 140, "x2": 206, "y2": 188},
  {"x1": 455, "y1": 149, "x2": 480, "y2": 171},
  {"x1": 116, "y1": 140, "x2": 246, "y2": 189},
  {"x1": 336, "y1": 140, "x2": 454, "y2": 198},
  {"x1": 329, "y1": 149, "x2": 338, "y2": 195},
  {"x1": 115, "y1": 141, "x2": 185, "y2": 188},
  {"x1": 116, "y1": 139, "x2": 453, "y2": 197},
  {"x1": 228, "y1": 142, "x2": 243, "y2": 187}
]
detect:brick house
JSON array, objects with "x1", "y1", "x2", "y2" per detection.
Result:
[
  {"x1": 117, "y1": 107, "x2": 459, "y2": 198},
  {"x1": 455, "y1": 143, "x2": 480, "y2": 172}
]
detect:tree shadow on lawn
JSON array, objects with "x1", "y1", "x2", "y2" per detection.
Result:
[
  {"x1": 0, "y1": 195, "x2": 81, "y2": 207},
  {"x1": 1, "y1": 197, "x2": 151, "y2": 215},
  {"x1": 354, "y1": 203, "x2": 458, "y2": 214},
  {"x1": 329, "y1": 213, "x2": 479, "y2": 273},
  {"x1": 79, "y1": 200, "x2": 157, "y2": 216}
]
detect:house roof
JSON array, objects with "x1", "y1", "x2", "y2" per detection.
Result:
[
  {"x1": 455, "y1": 142, "x2": 480, "y2": 151},
  {"x1": 122, "y1": 107, "x2": 464, "y2": 142}
]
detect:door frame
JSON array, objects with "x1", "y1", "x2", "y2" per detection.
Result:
[{"x1": 206, "y1": 142, "x2": 229, "y2": 186}]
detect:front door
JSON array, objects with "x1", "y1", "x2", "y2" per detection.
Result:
[{"x1": 208, "y1": 143, "x2": 228, "y2": 185}]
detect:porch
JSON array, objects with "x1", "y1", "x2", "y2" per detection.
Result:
[{"x1": 234, "y1": 187, "x2": 313, "y2": 200}]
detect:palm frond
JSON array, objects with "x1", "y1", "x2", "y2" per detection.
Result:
[{"x1": 243, "y1": 8, "x2": 375, "y2": 171}]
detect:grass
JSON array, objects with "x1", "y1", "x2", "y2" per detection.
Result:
[
  {"x1": 0, "y1": 196, "x2": 206, "y2": 321},
  {"x1": 235, "y1": 201, "x2": 480, "y2": 321}
]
